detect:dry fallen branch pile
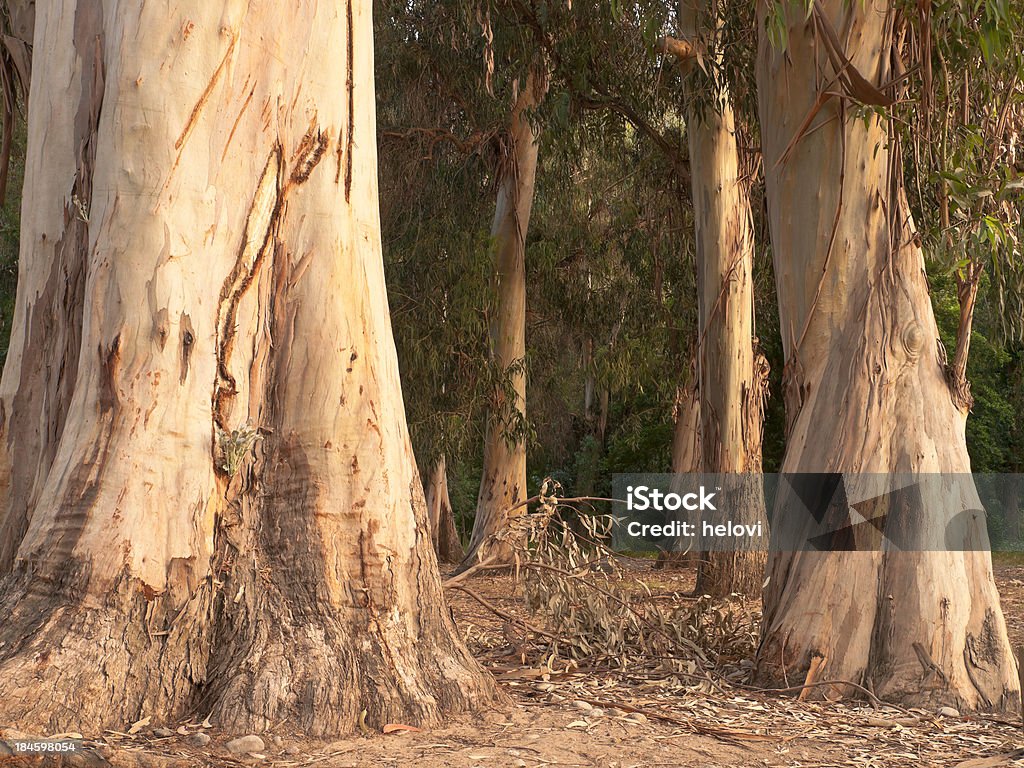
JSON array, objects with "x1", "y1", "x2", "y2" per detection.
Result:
[
  {"x1": 445, "y1": 487, "x2": 1024, "y2": 766},
  {"x1": 451, "y1": 484, "x2": 759, "y2": 688}
]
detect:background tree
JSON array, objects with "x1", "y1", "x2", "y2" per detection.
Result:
[{"x1": 658, "y1": 0, "x2": 769, "y2": 598}]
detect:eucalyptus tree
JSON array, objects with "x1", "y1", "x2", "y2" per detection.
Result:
[
  {"x1": 0, "y1": 0, "x2": 497, "y2": 732},
  {"x1": 755, "y1": 0, "x2": 1022, "y2": 711},
  {"x1": 376, "y1": 0, "x2": 546, "y2": 570},
  {"x1": 658, "y1": 0, "x2": 769, "y2": 597},
  {"x1": 507, "y1": 5, "x2": 775, "y2": 592},
  {"x1": 461, "y1": 60, "x2": 550, "y2": 567}
]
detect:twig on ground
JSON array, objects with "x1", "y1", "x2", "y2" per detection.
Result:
[{"x1": 448, "y1": 584, "x2": 560, "y2": 641}]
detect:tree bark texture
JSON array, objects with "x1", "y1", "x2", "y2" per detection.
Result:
[
  {"x1": 676, "y1": 0, "x2": 769, "y2": 598},
  {"x1": 0, "y1": 0, "x2": 499, "y2": 735},
  {"x1": 655, "y1": 377, "x2": 702, "y2": 569},
  {"x1": 754, "y1": 0, "x2": 1019, "y2": 713},
  {"x1": 426, "y1": 454, "x2": 464, "y2": 563}
]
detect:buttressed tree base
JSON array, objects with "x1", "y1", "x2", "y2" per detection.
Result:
[
  {"x1": 754, "y1": 0, "x2": 1019, "y2": 713},
  {"x1": 0, "y1": 0, "x2": 498, "y2": 734}
]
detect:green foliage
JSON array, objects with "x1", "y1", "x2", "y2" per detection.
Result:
[
  {"x1": 374, "y1": 0, "x2": 1023, "y2": 524},
  {"x1": 900, "y1": 0, "x2": 1024, "y2": 341}
]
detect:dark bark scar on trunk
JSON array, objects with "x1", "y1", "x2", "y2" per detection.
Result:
[
  {"x1": 99, "y1": 334, "x2": 121, "y2": 414},
  {"x1": 290, "y1": 119, "x2": 329, "y2": 185},
  {"x1": 345, "y1": 1, "x2": 354, "y2": 201},
  {"x1": 180, "y1": 312, "x2": 195, "y2": 384}
]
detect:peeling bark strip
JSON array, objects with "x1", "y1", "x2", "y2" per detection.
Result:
[
  {"x1": 290, "y1": 120, "x2": 330, "y2": 184},
  {"x1": 0, "y1": 0, "x2": 497, "y2": 734},
  {"x1": 754, "y1": 0, "x2": 1019, "y2": 713},
  {"x1": 214, "y1": 122, "x2": 331, "y2": 431},
  {"x1": 344, "y1": 0, "x2": 354, "y2": 201},
  {"x1": 214, "y1": 146, "x2": 283, "y2": 430}
]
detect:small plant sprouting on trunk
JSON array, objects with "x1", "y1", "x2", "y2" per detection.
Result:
[{"x1": 216, "y1": 423, "x2": 261, "y2": 476}]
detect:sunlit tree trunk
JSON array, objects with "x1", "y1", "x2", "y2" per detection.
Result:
[
  {"x1": 663, "y1": 0, "x2": 769, "y2": 598},
  {"x1": 754, "y1": 0, "x2": 1018, "y2": 712},
  {"x1": 461, "y1": 66, "x2": 547, "y2": 569},
  {"x1": 426, "y1": 454, "x2": 464, "y2": 563},
  {"x1": 0, "y1": 0, "x2": 498, "y2": 734}
]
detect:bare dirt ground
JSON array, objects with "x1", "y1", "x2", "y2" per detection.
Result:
[{"x1": 3, "y1": 556, "x2": 1024, "y2": 768}]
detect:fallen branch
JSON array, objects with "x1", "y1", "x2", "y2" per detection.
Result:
[
  {"x1": 574, "y1": 696, "x2": 776, "y2": 743},
  {"x1": 442, "y1": 555, "x2": 501, "y2": 588},
  {"x1": 447, "y1": 584, "x2": 560, "y2": 641},
  {"x1": 739, "y1": 679, "x2": 914, "y2": 715}
]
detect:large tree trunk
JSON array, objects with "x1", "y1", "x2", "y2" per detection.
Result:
[
  {"x1": 665, "y1": 1, "x2": 769, "y2": 598},
  {"x1": 460, "y1": 67, "x2": 546, "y2": 569},
  {"x1": 0, "y1": 0, "x2": 498, "y2": 735},
  {"x1": 426, "y1": 454, "x2": 464, "y2": 563},
  {"x1": 754, "y1": 0, "x2": 1019, "y2": 713}
]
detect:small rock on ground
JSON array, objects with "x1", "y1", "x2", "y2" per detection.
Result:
[
  {"x1": 186, "y1": 733, "x2": 211, "y2": 748},
  {"x1": 225, "y1": 735, "x2": 265, "y2": 754}
]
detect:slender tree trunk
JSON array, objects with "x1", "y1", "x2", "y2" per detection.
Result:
[
  {"x1": 754, "y1": 0, "x2": 1019, "y2": 713},
  {"x1": 663, "y1": 1, "x2": 769, "y2": 598},
  {"x1": 655, "y1": 376, "x2": 702, "y2": 569},
  {"x1": 0, "y1": 0, "x2": 498, "y2": 734},
  {"x1": 426, "y1": 454, "x2": 464, "y2": 563},
  {"x1": 460, "y1": 66, "x2": 547, "y2": 569},
  {"x1": 671, "y1": 378, "x2": 702, "y2": 477}
]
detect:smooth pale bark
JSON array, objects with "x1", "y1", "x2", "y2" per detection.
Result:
[
  {"x1": 0, "y1": 0, "x2": 498, "y2": 733},
  {"x1": 582, "y1": 337, "x2": 609, "y2": 444},
  {"x1": 426, "y1": 454, "x2": 464, "y2": 563},
  {"x1": 755, "y1": 1, "x2": 1018, "y2": 712},
  {"x1": 670, "y1": 1, "x2": 769, "y2": 598},
  {"x1": 461, "y1": 68, "x2": 546, "y2": 569}
]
